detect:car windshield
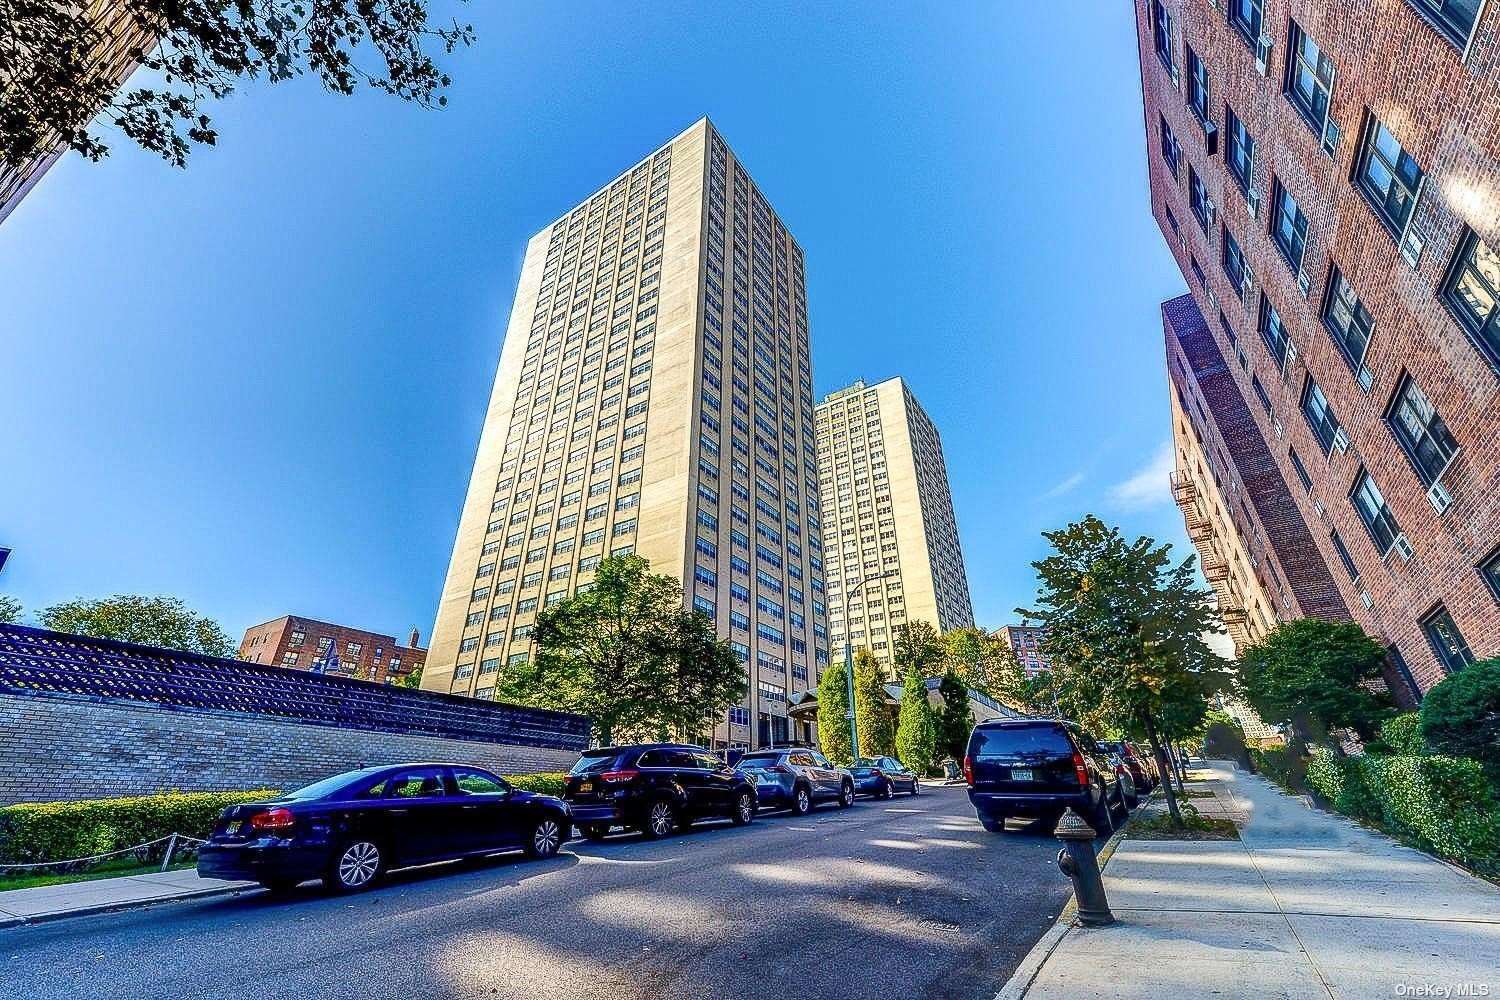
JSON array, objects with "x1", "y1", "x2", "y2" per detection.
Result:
[
  {"x1": 569, "y1": 752, "x2": 621, "y2": 776},
  {"x1": 282, "y1": 769, "x2": 384, "y2": 801},
  {"x1": 736, "y1": 753, "x2": 781, "y2": 769},
  {"x1": 853, "y1": 758, "x2": 882, "y2": 769},
  {"x1": 970, "y1": 724, "x2": 1072, "y2": 757}
]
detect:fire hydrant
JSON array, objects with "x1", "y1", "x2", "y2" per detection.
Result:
[{"x1": 1054, "y1": 807, "x2": 1115, "y2": 927}]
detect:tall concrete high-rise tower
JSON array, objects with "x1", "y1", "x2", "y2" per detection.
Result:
[
  {"x1": 424, "y1": 119, "x2": 828, "y2": 751},
  {"x1": 815, "y1": 377, "x2": 974, "y2": 672}
]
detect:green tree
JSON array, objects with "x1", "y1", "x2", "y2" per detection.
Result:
[
  {"x1": 892, "y1": 621, "x2": 943, "y2": 677},
  {"x1": 852, "y1": 648, "x2": 895, "y2": 758},
  {"x1": 896, "y1": 664, "x2": 938, "y2": 775},
  {"x1": 1, "y1": 0, "x2": 473, "y2": 173},
  {"x1": 40, "y1": 594, "x2": 233, "y2": 656},
  {"x1": 1021, "y1": 515, "x2": 1226, "y2": 825},
  {"x1": 498, "y1": 555, "x2": 745, "y2": 745},
  {"x1": 1420, "y1": 657, "x2": 1500, "y2": 774},
  {"x1": 935, "y1": 669, "x2": 973, "y2": 761},
  {"x1": 817, "y1": 656, "x2": 853, "y2": 767},
  {"x1": 940, "y1": 626, "x2": 1027, "y2": 704},
  {"x1": 1238, "y1": 618, "x2": 1392, "y2": 747},
  {"x1": 396, "y1": 664, "x2": 424, "y2": 689},
  {"x1": 0, "y1": 595, "x2": 20, "y2": 624}
]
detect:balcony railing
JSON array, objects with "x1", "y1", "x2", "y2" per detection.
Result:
[{"x1": 1202, "y1": 552, "x2": 1231, "y2": 582}]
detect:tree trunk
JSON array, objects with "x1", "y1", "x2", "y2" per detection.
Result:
[
  {"x1": 1173, "y1": 742, "x2": 1188, "y2": 788},
  {"x1": 1143, "y1": 712, "x2": 1182, "y2": 826}
]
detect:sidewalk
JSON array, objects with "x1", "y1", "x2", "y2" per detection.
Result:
[
  {"x1": 0, "y1": 869, "x2": 255, "y2": 926},
  {"x1": 1011, "y1": 761, "x2": 1500, "y2": 999}
]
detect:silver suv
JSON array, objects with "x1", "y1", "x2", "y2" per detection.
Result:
[{"x1": 735, "y1": 747, "x2": 855, "y2": 815}]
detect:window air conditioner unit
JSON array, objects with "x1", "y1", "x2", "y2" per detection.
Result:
[
  {"x1": 1313, "y1": 498, "x2": 1325, "y2": 517},
  {"x1": 1203, "y1": 119, "x2": 1220, "y2": 156},
  {"x1": 1321, "y1": 119, "x2": 1341, "y2": 159},
  {"x1": 1284, "y1": 338, "x2": 1299, "y2": 372},
  {"x1": 1273, "y1": 417, "x2": 1284, "y2": 439},
  {"x1": 1399, "y1": 228, "x2": 1426, "y2": 268},
  {"x1": 1426, "y1": 479, "x2": 1453, "y2": 514},
  {"x1": 1247, "y1": 186, "x2": 1261, "y2": 218},
  {"x1": 1255, "y1": 34, "x2": 1274, "y2": 75},
  {"x1": 1357, "y1": 364, "x2": 1374, "y2": 393},
  {"x1": 1332, "y1": 427, "x2": 1350, "y2": 453},
  {"x1": 1206, "y1": 198, "x2": 1217, "y2": 228},
  {"x1": 1360, "y1": 590, "x2": 1374, "y2": 609},
  {"x1": 1297, "y1": 268, "x2": 1312, "y2": 298},
  {"x1": 1392, "y1": 533, "x2": 1415, "y2": 562}
]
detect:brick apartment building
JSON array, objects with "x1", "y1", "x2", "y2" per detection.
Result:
[
  {"x1": 239, "y1": 616, "x2": 425, "y2": 685},
  {"x1": 1000, "y1": 625, "x2": 1051, "y2": 678},
  {"x1": 1135, "y1": 0, "x2": 1499, "y2": 699}
]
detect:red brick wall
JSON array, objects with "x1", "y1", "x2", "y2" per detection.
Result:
[
  {"x1": 238, "y1": 616, "x2": 423, "y2": 685},
  {"x1": 1136, "y1": 0, "x2": 1500, "y2": 693}
]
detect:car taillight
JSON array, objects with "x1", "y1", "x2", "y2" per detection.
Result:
[
  {"x1": 871, "y1": 769, "x2": 885, "y2": 778},
  {"x1": 962, "y1": 756, "x2": 974, "y2": 785},
  {"x1": 599, "y1": 769, "x2": 640, "y2": 784},
  {"x1": 248, "y1": 807, "x2": 295, "y2": 832},
  {"x1": 764, "y1": 765, "x2": 791, "y2": 774},
  {"x1": 1072, "y1": 750, "x2": 1089, "y2": 788}
]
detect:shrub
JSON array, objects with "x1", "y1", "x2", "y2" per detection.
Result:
[
  {"x1": 1420, "y1": 658, "x2": 1500, "y2": 774},
  {"x1": 1251, "y1": 746, "x2": 1309, "y2": 793},
  {"x1": 1378, "y1": 712, "x2": 1426, "y2": 756},
  {"x1": 1365, "y1": 754, "x2": 1500, "y2": 875},
  {"x1": 1305, "y1": 749, "x2": 1345, "y2": 803},
  {"x1": 0, "y1": 789, "x2": 276, "y2": 865},
  {"x1": 504, "y1": 772, "x2": 567, "y2": 796}
]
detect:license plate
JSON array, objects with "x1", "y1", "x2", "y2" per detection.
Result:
[
  {"x1": 1011, "y1": 768, "x2": 1034, "y2": 782},
  {"x1": 577, "y1": 781, "x2": 593, "y2": 793},
  {"x1": 226, "y1": 820, "x2": 242, "y2": 835}
]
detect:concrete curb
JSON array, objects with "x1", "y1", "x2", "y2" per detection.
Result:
[
  {"x1": 0, "y1": 882, "x2": 260, "y2": 929},
  {"x1": 991, "y1": 801, "x2": 1136, "y2": 1000}
]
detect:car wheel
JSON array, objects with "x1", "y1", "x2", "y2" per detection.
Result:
[
  {"x1": 258, "y1": 878, "x2": 299, "y2": 896},
  {"x1": 641, "y1": 799, "x2": 677, "y2": 838},
  {"x1": 838, "y1": 781, "x2": 854, "y2": 808},
  {"x1": 791, "y1": 785, "x2": 812, "y2": 816},
  {"x1": 580, "y1": 823, "x2": 611, "y2": 841},
  {"x1": 909, "y1": 779, "x2": 920, "y2": 796},
  {"x1": 1089, "y1": 790, "x2": 1115, "y2": 835},
  {"x1": 980, "y1": 815, "x2": 1006, "y2": 833},
  {"x1": 526, "y1": 817, "x2": 564, "y2": 859},
  {"x1": 730, "y1": 790, "x2": 756, "y2": 825},
  {"x1": 326, "y1": 839, "x2": 382, "y2": 893},
  {"x1": 1111, "y1": 781, "x2": 1129, "y2": 818},
  {"x1": 878, "y1": 780, "x2": 893, "y2": 800}
]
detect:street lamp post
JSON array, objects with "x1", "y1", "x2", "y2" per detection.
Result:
[{"x1": 841, "y1": 571, "x2": 894, "y2": 765}]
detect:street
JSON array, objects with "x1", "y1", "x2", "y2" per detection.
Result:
[{"x1": 0, "y1": 786, "x2": 1073, "y2": 1000}]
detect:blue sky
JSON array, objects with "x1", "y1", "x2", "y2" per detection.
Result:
[{"x1": 0, "y1": 2, "x2": 1193, "y2": 644}]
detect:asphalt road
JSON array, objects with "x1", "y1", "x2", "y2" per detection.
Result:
[{"x1": 0, "y1": 785, "x2": 1077, "y2": 1000}]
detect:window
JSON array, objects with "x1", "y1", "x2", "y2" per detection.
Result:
[
  {"x1": 1479, "y1": 546, "x2": 1500, "y2": 601},
  {"x1": 1289, "y1": 447, "x2": 1313, "y2": 493},
  {"x1": 1354, "y1": 116, "x2": 1423, "y2": 237},
  {"x1": 1441, "y1": 228, "x2": 1500, "y2": 371},
  {"x1": 1285, "y1": 21, "x2": 1334, "y2": 134},
  {"x1": 1222, "y1": 228, "x2": 1249, "y2": 299},
  {"x1": 1228, "y1": 0, "x2": 1263, "y2": 46},
  {"x1": 1189, "y1": 166, "x2": 1211, "y2": 232},
  {"x1": 1270, "y1": 179, "x2": 1308, "y2": 273},
  {"x1": 1350, "y1": 468, "x2": 1402, "y2": 556},
  {"x1": 1259, "y1": 295, "x2": 1289, "y2": 367},
  {"x1": 1421, "y1": 606, "x2": 1474, "y2": 673},
  {"x1": 1185, "y1": 45, "x2": 1210, "y2": 123},
  {"x1": 1315, "y1": 280, "x2": 1375, "y2": 392},
  {"x1": 1405, "y1": 0, "x2": 1482, "y2": 48},
  {"x1": 1226, "y1": 106, "x2": 1254, "y2": 196},
  {"x1": 1251, "y1": 375, "x2": 1273, "y2": 415},
  {"x1": 1387, "y1": 375, "x2": 1459, "y2": 487},
  {"x1": 1300, "y1": 378, "x2": 1342, "y2": 454},
  {"x1": 1159, "y1": 115, "x2": 1181, "y2": 176},
  {"x1": 1325, "y1": 530, "x2": 1361, "y2": 584},
  {"x1": 1151, "y1": 0, "x2": 1174, "y2": 71},
  {"x1": 452, "y1": 769, "x2": 509, "y2": 795},
  {"x1": 386, "y1": 768, "x2": 447, "y2": 799}
]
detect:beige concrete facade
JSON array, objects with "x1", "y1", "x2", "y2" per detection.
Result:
[
  {"x1": 1169, "y1": 387, "x2": 1279, "y2": 654},
  {"x1": 424, "y1": 119, "x2": 827, "y2": 751},
  {"x1": 816, "y1": 378, "x2": 973, "y2": 673}
]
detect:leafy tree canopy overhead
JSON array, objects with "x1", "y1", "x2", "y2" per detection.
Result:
[
  {"x1": 1237, "y1": 618, "x2": 1392, "y2": 744},
  {"x1": 39, "y1": 594, "x2": 235, "y2": 656},
  {"x1": 497, "y1": 555, "x2": 745, "y2": 746},
  {"x1": 0, "y1": 0, "x2": 473, "y2": 171}
]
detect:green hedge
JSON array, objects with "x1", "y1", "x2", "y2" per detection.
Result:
[
  {"x1": 0, "y1": 789, "x2": 278, "y2": 865},
  {"x1": 0, "y1": 772, "x2": 571, "y2": 865},
  {"x1": 1251, "y1": 746, "x2": 1309, "y2": 794},
  {"x1": 1302, "y1": 750, "x2": 1500, "y2": 876}
]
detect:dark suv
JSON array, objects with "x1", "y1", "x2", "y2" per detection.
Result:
[
  {"x1": 964, "y1": 719, "x2": 1125, "y2": 834},
  {"x1": 563, "y1": 743, "x2": 758, "y2": 839}
]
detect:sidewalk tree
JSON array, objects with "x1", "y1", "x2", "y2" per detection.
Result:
[
  {"x1": 896, "y1": 664, "x2": 938, "y2": 775},
  {"x1": 1021, "y1": 515, "x2": 1226, "y2": 826},
  {"x1": 893, "y1": 621, "x2": 943, "y2": 676},
  {"x1": 852, "y1": 647, "x2": 895, "y2": 758},
  {"x1": 498, "y1": 555, "x2": 745, "y2": 745},
  {"x1": 936, "y1": 669, "x2": 973, "y2": 760},
  {"x1": 817, "y1": 657, "x2": 854, "y2": 767},
  {"x1": 941, "y1": 626, "x2": 1027, "y2": 704},
  {"x1": 39, "y1": 594, "x2": 234, "y2": 656},
  {"x1": 1237, "y1": 618, "x2": 1392, "y2": 747},
  {"x1": 1419, "y1": 657, "x2": 1500, "y2": 774},
  {"x1": 1, "y1": 0, "x2": 473, "y2": 173},
  {"x1": 0, "y1": 595, "x2": 20, "y2": 624}
]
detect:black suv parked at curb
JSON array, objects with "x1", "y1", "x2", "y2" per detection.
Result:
[
  {"x1": 964, "y1": 719, "x2": 1126, "y2": 834},
  {"x1": 564, "y1": 743, "x2": 758, "y2": 839}
]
